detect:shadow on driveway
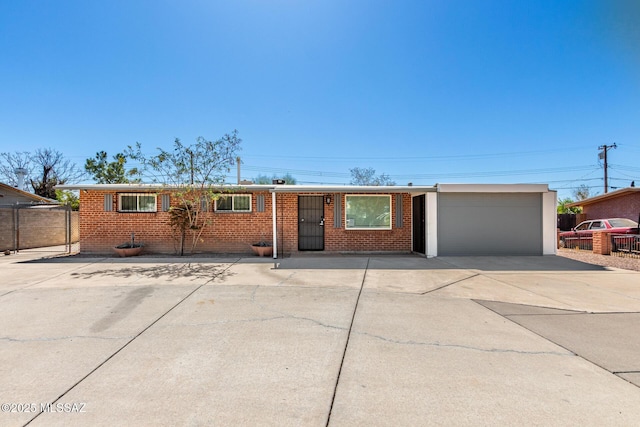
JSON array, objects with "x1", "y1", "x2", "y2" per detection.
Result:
[
  {"x1": 19, "y1": 253, "x2": 608, "y2": 272},
  {"x1": 69, "y1": 263, "x2": 235, "y2": 283}
]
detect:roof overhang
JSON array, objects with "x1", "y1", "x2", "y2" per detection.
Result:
[
  {"x1": 269, "y1": 185, "x2": 436, "y2": 194},
  {"x1": 57, "y1": 183, "x2": 553, "y2": 195},
  {"x1": 436, "y1": 183, "x2": 551, "y2": 193},
  {"x1": 0, "y1": 182, "x2": 58, "y2": 204},
  {"x1": 567, "y1": 187, "x2": 640, "y2": 208},
  {"x1": 56, "y1": 183, "x2": 437, "y2": 194}
]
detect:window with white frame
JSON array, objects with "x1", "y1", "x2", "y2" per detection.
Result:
[
  {"x1": 118, "y1": 193, "x2": 157, "y2": 212},
  {"x1": 345, "y1": 195, "x2": 391, "y2": 230},
  {"x1": 215, "y1": 194, "x2": 252, "y2": 212}
]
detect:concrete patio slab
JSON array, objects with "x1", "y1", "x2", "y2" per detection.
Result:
[
  {"x1": 223, "y1": 261, "x2": 366, "y2": 289},
  {"x1": 619, "y1": 373, "x2": 640, "y2": 388},
  {"x1": 330, "y1": 292, "x2": 640, "y2": 425},
  {"x1": 482, "y1": 301, "x2": 640, "y2": 374},
  {"x1": 29, "y1": 284, "x2": 358, "y2": 426},
  {"x1": 434, "y1": 273, "x2": 579, "y2": 309},
  {"x1": 2, "y1": 254, "x2": 640, "y2": 426}
]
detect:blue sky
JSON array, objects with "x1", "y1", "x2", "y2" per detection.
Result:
[{"x1": 1, "y1": 0, "x2": 639, "y2": 200}]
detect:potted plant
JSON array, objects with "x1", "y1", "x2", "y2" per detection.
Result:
[
  {"x1": 114, "y1": 232, "x2": 144, "y2": 257},
  {"x1": 251, "y1": 241, "x2": 273, "y2": 257}
]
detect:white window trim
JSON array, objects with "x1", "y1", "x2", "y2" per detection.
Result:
[
  {"x1": 344, "y1": 194, "x2": 392, "y2": 230},
  {"x1": 117, "y1": 193, "x2": 158, "y2": 213},
  {"x1": 215, "y1": 194, "x2": 252, "y2": 212}
]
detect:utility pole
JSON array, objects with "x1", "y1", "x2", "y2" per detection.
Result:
[
  {"x1": 188, "y1": 149, "x2": 194, "y2": 185},
  {"x1": 236, "y1": 156, "x2": 241, "y2": 185},
  {"x1": 598, "y1": 143, "x2": 616, "y2": 193}
]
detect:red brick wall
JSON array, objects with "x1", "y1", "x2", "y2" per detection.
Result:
[
  {"x1": 79, "y1": 190, "x2": 273, "y2": 254},
  {"x1": 592, "y1": 231, "x2": 612, "y2": 255},
  {"x1": 584, "y1": 193, "x2": 640, "y2": 221},
  {"x1": 79, "y1": 190, "x2": 413, "y2": 255},
  {"x1": 324, "y1": 193, "x2": 412, "y2": 253}
]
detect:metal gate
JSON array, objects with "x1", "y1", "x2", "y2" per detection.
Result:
[
  {"x1": 0, "y1": 204, "x2": 79, "y2": 254},
  {"x1": 298, "y1": 196, "x2": 324, "y2": 251}
]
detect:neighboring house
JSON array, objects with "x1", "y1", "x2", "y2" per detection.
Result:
[
  {"x1": 0, "y1": 183, "x2": 72, "y2": 251},
  {"x1": 0, "y1": 182, "x2": 56, "y2": 205},
  {"x1": 57, "y1": 183, "x2": 557, "y2": 257},
  {"x1": 567, "y1": 187, "x2": 640, "y2": 222}
]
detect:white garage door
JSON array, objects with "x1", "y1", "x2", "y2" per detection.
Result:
[{"x1": 438, "y1": 193, "x2": 542, "y2": 256}]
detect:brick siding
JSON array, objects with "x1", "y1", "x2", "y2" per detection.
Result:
[
  {"x1": 592, "y1": 231, "x2": 612, "y2": 255},
  {"x1": 584, "y1": 193, "x2": 640, "y2": 221},
  {"x1": 79, "y1": 190, "x2": 413, "y2": 255}
]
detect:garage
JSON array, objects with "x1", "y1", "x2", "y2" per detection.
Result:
[{"x1": 437, "y1": 192, "x2": 543, "y2": 256}]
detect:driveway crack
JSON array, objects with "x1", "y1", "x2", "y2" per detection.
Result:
[{"x1": 353, "y1": 331, "x2": 572, "y2": 356}]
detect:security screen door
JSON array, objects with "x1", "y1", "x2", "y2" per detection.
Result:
[
  {"x1": 413, "y1": 194, "x2": 426, "y2": 254},
  {"x1": 298, "y1": 196, "x2": 324, "y2": 250}
]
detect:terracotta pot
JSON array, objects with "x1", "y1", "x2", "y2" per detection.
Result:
[
  {"x1": 114, "y1": 245, "x2": 143, "y2": 257},
  {"x1": 251, "y1": 245, "x2": 273, "y2": 257}
]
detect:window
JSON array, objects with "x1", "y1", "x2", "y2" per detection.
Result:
[
  {"x1": 345, "y1": 195, "x2": 391, "y2": 230},
  {"x1": 589, "y1": 221, "x2": 605, "y2": 230},
  {"x1": 118, "y1": 193, "x2": 157, "y2": 212},
  {"x1": 575, "y1": 222, "x2": 590, "y2": 231},
  {"x1": 215, "y1": 194, "x2": 251, "y2": 212},
  {"x1": 609, "y1": 218, "x2": 638, "y2": 228}
]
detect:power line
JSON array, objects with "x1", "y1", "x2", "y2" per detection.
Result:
[{"x1": 243, "y1": 146, "x2": 587, "y2": 163}]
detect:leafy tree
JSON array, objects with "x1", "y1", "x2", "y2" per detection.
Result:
[
  {"x1": 126, "y1": 131, "x2": 241, "y2": 255},
  {"x1": 349, "y1": 167, "x2": 396, "y2": 186},
  {"x1": 253, "y1": 173, "x2": 297, "y2": 184},
  {"x1": 557, "y1": 197, "x2": 582, "y2": 214},
  {"x1": 55, "y1": 190, "x2": 80, "y2": 210},
  {"x1": 85, "y1": 151, "x2": 138, "y2": 184}
]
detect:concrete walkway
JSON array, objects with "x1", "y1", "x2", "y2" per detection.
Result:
[{"x1": 1, "y1": 252, "x2": 640, "y2": 426}]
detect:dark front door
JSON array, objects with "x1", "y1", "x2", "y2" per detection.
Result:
[
  {"x1": 413, "y1": 195, "x2": 426, "y2": 254},
  {"x1": 298, "y1": 196, "x2": 324, "y2": 250}
]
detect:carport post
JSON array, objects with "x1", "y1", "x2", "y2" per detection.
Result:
[
  {"x1": 15, "y1": 205, "x2": 20, "y2": 253},
  {"x1": 272, "y1": 191, "x2": 278, "y2": 259}
]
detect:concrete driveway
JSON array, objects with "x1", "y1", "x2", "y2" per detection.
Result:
[{"x1": 2, "y1": 252, "x2": 640, "y2": 426}]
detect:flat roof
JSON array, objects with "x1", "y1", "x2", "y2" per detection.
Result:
[
  {"x1": 55, "y1": 183, "x2": 437, "y2": 193},
  {"x1": 56, "y1": 183, "x2": 553, "y2": 194},
  {"x1": 56, "y1": 183, "x2": 552, "y2": 194},
  {"x1": 567, "y1": 187, "x2": 640, "y2": 207}
]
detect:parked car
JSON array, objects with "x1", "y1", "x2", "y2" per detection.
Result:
[{"x1": 559, "y1": 218, "x2": 639, "y2": 248}]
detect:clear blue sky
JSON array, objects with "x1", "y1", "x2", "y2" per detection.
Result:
[{"x1": 1, "y1": 0, "x2": 639, "y2": 200}]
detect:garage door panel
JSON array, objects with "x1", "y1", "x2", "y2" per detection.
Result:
[{"x1": 438, "y1": 193, "x2": 541, "y2": 256}]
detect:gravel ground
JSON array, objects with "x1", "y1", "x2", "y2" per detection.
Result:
[{"x1": 557, "y1": 248, "x2": 640, "y2": 271}]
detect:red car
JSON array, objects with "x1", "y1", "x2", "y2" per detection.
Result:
[{"x1": 559, "y1": 218, "x2": 639, "y2": 247}]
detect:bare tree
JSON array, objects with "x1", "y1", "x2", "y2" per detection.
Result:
[
  {"x1": 1, "y1": 149, "x2": 84, "y2": 198},
  {"x1": 30, "y1": 149, "x2": 85, "y2": 199},
  {"x1": 573, "y1": 184, "x2": 593, "y2": 201},
  {"x1": 0, "y1": 152, "x2": 33, "y2": 190},
  {"x1": 350, "y1": 167, "x2": 396, "y2": 186}
]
